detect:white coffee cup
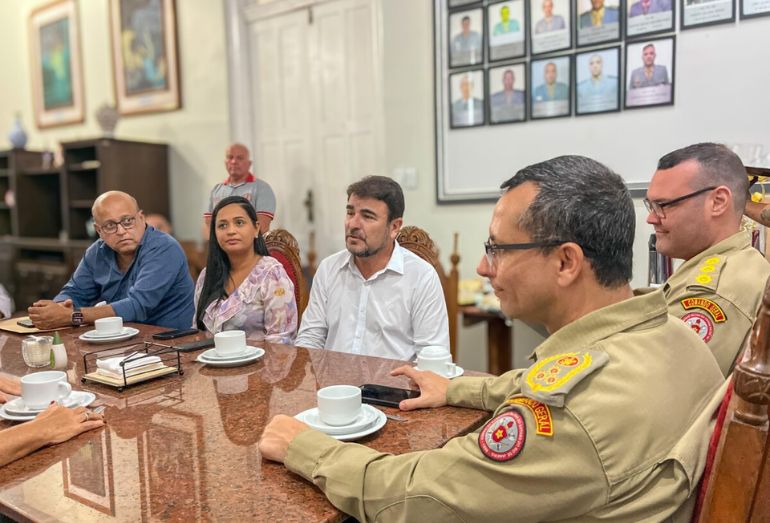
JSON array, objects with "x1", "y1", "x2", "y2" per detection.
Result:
[
  {"x1": 317, "y1": 385, "x2": 362, "y2": 426},
  {"x1": 417, "y1": 346, "x2": 454, "y2": 376},
  {"x1": 21, "y1": 371, "x2": 72, "y2": 410},
  {"x1": 214, "y1": 330, "x2": 247, "y2": 356},
  {"x1": 95, "y1": 316, "x2": 123, "y2": 335}
]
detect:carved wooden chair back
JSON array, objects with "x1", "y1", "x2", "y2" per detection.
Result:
[
  {"x1": 694, "y1": 280, "x2": 770, "y2": 522},
  {"x1": 396, "y1": 226, "x2": 460, "y2": 359},
  {"x1": 179, "y1": 240, "x2": 208, "y2": 283},
  {"x1": 264, "y1": 229, "x2": 309, "y2": 324}
]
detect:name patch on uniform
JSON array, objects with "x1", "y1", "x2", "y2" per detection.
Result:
[
  {"x1": 682, "y1": 311, "x2": 714, "y2": 342},
  {"x1": 680, "y1": 298, "x2": 726, "y2": 322},
  {"x1": 478, "y1": 409, "x2": 526, "y2": 462},
  {"x1": 507, "y1": 397, "x2": 553, "y2": 436}
]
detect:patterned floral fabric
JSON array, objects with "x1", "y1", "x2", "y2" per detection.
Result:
[{"x1": 194, "y1": 256, "x2": 297, "y2": 344}]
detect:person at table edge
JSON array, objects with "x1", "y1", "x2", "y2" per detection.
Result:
[
  {"x1": 28, "y1": 191, "x2": 194, "y2": 330},
  {"x1": 260, "y1": 156, "x2": 723, "y2": 522}
]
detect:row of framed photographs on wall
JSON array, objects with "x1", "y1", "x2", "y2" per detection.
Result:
[
  {"x1": 449, "y1": 36, "x2": 674, "y2": 127},
  {"x1": 448, "y1": 0, "x2": 761, "y2": 67}
]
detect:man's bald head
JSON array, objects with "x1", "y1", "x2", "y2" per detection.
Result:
[
  {"x1": 224, "y1": 143, "x2": 252, "y2": 183},
  {"x1": 92, "y1": 191, "x2": 139, "y2": 222}
]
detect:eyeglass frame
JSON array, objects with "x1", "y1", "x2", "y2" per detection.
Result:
[
  {"x1": 483, "y1": 239, "x2": 591, "y2": 267},
  {"x1": 95, "y1": 212, "x2": 142, "y2": 234},
  {"x1": 643, "y1": 186, "x2": 717, "y2": 219}
]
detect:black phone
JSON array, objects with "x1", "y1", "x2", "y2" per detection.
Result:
[
  {"x1": 152, "y1": 328, "x2": 199, "y2": 340},
  {"x1": 17, "y1": 318, "x2": 35, "y2": 328},
  {"x1": 175, "y1": 338, "x2": 215, "y2": 352},
  {"x1": 360, "y1": 384, "x2": 420, "y2": 408}
]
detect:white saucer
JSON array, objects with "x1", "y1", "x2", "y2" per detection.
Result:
[
  {"x1": 197, "y1": 347, "x2": 265, "y2": 367},
  {"x1": 414, "y1": 365, "x2": 464, "y2": 379},
  {"x1": 79, "y1": 327, "x2": 139, "y2": 344},
  {"x1": 4, "y1": 395, "x2": 78, "y2": 415},
  {"x1": 0, "y1": 391, "x2": 96, "y2": 421},
  {"x1": 200, "y1": 347, "x2": 257, "y2": 361},
  {"x1": 296, "y1": 404, "x2": 379, "y2": 435},
  {"x1": 81, "y1": 327, "x2": 134, "y2": 339}
]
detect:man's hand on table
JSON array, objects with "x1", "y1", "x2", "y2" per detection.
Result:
[
  {"x1": 390, "y1": 365, "x2": 450, "y2": 411},
  {"x1": 28, "y1": 299, "x2": 73, "y2": 329},
  {"x1": 259, "y1": 415, "x2": 312, "y2": 463}
]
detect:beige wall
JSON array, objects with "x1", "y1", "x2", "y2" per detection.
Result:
[{"x1": 0, "y1": 0, "x2": 231, "y2": 240}]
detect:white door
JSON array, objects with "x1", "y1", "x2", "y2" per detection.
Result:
[{"x1": 247, "y1": 0, "x2": 384, "y2": 262}]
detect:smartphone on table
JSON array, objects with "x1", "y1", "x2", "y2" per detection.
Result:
[
  {"x1": 152, "y1": 328, "x2": 199, "y2": 340},
  {"x1": 360, "y1": 383, "x2": 420, "y2": 408}
]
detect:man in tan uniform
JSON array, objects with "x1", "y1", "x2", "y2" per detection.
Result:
[
  {"x1": 645, "y1": 142, "x2": 770, "y2": 376},
  {"x1": 260, "y1": 156, "x2": 724, "y2": 522}
]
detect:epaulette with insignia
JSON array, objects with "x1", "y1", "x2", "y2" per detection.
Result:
[
  {"x1": 521, "y1": 351, "x2": 609, "y2": 407},
  {"x1": 687, "y1": 255, "x2": 725, "y2": 290}
]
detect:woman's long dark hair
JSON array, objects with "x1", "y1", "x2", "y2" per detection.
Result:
[{"x1": 196, "y1": 196, "x2": 269, "y2": 330}]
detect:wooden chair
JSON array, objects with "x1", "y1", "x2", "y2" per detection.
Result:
[
  {"x1": 694, "y1": 280, "x2": 770, "y2": 522},
  {"x1": 264, "y1": 229, "x2": 309, "y2": 323},
  {"x1": 396, "y1": 226, "x2": 460, "y2": 359},
  {"x1": 179, "y1": 240, "x2": 208, "y2": 283}
]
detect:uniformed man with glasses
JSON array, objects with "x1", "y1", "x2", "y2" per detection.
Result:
[
  {"x1": 28, "y1": 191, "x2": 194, "y2": 330},
  {"x1": 260, "y1": 155, "x2": 723, "y2": 522},
  {"x1": 644, "y1": 142, "x2": 770, "y2": 376}
]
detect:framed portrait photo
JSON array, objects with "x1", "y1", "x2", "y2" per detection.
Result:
[
  {"x1": 528, "y1": 0, "x2": 572, "y2": 55},
  {"x1": 487, "y1": 0, "x2": 527, "y2": 61},
  {"x1": 28, "y1": 0, "x2": 85, "y2": 129},
  {"x1": 740, "y1": 0, "x2": 770, "y2": 17},
  {"x1": 530, "y1": 55, "x2": 572, "y2": 119},
  {"x1": 681, "y1": 0, "x2": 735, "y2": 28},
  {"x1": 487, "y1": 63, "x2": 527, "y2": 124},
  {"x1": 626, "y1": 0, "x2": 675, "y2": 37},
  {"x1": 109, "y1": 0, "x2": 182, "y2": 115},
  {"x1": 449, "y1": 69, "x2": 486, "y2": 128},
  {"x1": 448, "y1": 8, "x2": 485, "y2": 68},
  {"x1": 448, "y1": 0, "x2": 482, "y2": 7},
  {"x1": 576, "y1": 0, "x2": 622, "y2": 47},
  {"x1": 575, "y1": 46, "x2": 620, "y2": 116},
  {"x1": 624, "y1": 36, "x2": 675, "y2": 109}
]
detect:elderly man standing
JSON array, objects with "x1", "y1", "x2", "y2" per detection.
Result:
[
  {"x1": 260, "y1": 156, "x2": 723, "y2": 521},
  {"x1": 205, "y1": 143, "x2": 276, "y2": 232},
  {"x1": 295, "y1": 176, "x2": 448, "y2": 361},
  {"x1": 29, "y1": 191, "x2": 194, "y2": 330},
  {"x1": 645, "y1": 142, "x2": 770, "y2": 376}
]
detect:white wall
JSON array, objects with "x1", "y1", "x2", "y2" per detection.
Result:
[{"x1": 0, "y1": 0, "x2": 231, "y2": 241}]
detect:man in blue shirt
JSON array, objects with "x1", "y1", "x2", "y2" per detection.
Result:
[{"x1": 28, "y1": 191, "x2": 194, "y2": 330}]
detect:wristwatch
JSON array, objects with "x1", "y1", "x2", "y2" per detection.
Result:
[{"x1": 71, "y1": 310, "x2": 84, "y2": 328}]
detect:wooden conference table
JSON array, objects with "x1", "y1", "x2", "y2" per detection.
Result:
[{"x1": 0, "y1": 325, "x2": 489, "y2": 522}]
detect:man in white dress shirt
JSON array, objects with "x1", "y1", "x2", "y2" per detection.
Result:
[{"x1": 295, "y1": 176, "x2": 449, "y2": 360}]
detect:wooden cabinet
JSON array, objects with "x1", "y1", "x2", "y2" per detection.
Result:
[{"x1": 0, "y1": 138, "x2": 169, "y2": 310}]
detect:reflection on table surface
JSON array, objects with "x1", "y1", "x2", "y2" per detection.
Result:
[{"x1": 0, "y1": 325, "x2": 489, "y2": 522}]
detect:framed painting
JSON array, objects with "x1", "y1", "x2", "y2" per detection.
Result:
[
  {"x1": 109, "y1": 0, "x2": 181, "y2": 115},
  {"x1": 28, "y1": 0, "x2": 85, "y2": 129}
]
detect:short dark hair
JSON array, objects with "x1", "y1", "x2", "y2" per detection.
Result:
[
  {"x1": 501, "y1": 155, "x2": 634, "y2": 288},
  {"x1": 196, "y1": 196, "x2": 269, "y2": 330},
  {"x1": 346, "y1": 176, "x2": 405, "y2": 222},
  {"x1": 657, "y1": 142, "x2": 748, "y2": 214}
]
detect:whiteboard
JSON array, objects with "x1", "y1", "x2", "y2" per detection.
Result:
[{"x1": 434, "y1": 0, "x2": 770, "y2": 202}]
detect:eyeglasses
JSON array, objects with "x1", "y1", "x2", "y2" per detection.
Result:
[
  {"x1": 643, "y1": 186, "x2": 716, "y2": 219},
  {"x1": 97, "y1": 214, "x2": 139, "y2": 234},
  {"x1": 483, "y1": 239, "x2": 570, "y2": 267}
]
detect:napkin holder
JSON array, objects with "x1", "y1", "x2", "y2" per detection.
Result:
[{"x1": 81, "y1": 342, "x2": 183, "y2": 392}]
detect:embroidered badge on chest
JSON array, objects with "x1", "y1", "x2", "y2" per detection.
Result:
[
  {"x1": 478, "y1": 409, "x2": 526, "y2": 462},
  {"x1": 682, "y1": 311, "x2": 714, "y2": 342}
]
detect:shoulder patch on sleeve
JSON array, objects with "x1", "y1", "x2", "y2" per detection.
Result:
[
  {"x1": 521, "y1": 351, "x2": 609, "y2": 407},
  {"x1": 680, "y1": 297, "x2": 726, "y2": 322},
  {"x1": 478, "y1": 408, "x2": 526, "y2": 462},
  {"x1": 686, "y1": 255, "x2": 725, "y2": 291}
]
